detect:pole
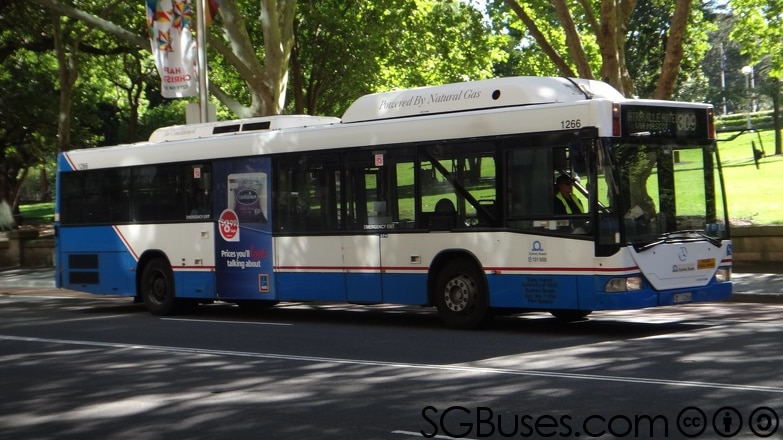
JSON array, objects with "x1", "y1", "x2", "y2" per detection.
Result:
[
  {"x1": 742, "y1": 65, "x2": 753, "y2": 129},
  {"x1": 720, "y1": 43, "x2": 727, "y2": 115},
  {"x1": 750, "y1": 65, "x2": 756, "y2": 113},
  {"x1": 195, "y1": 0, "x2": 209, "y2": 123}
]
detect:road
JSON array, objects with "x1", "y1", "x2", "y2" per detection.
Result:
[{"x1": 1, "y1": 290, "x2": 783, "y2": 439}]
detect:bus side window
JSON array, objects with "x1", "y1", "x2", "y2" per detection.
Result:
[
  {"x1": 185, "y1": 164, "x2": 211, "y2": 219},
  {"x1": 274, "y1": 154, "x2": 340, "y2": 233},
  {"x1": 84, "y1": 171, "x2": 109, "y2": 223}
]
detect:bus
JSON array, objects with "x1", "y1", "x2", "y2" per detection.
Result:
[{"x1": 55, "y1": 76, "x2": 732, "y2": 329}]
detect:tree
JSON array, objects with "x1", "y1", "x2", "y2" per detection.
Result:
[
  {"x1": 0, "y1": 1, "x2": 60, "y2": 228},
  {"x1": 494, "y1": 0, "x2": 708, "y2": 100},
  {"x1": 289, "y1": 1, "x2": 498, "y2": 117},
  {"x1": 702, "y1": 11, "x2": 746, "y2": 116},
  {"x1": 0, "y1": 50, "x2": 59, "y2": 226},
  {"x1": 207, "y1": 0, "x2": 296, "y2": 116},
  {"x1": 31, "y1": 0, "x2": 296, "y2": 118},
  {"x1": 288, "y1": 0, "x2": 390, "y2": 116},
  {"x1": 729, "y1": 0, "x2": 783, "y2": 155},
  {"x1": 627, "y1": 0, "x2": 714, "y2": 101}
]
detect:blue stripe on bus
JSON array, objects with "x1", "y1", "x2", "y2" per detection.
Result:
[{"x1": 269, "y1": 271, "x2": 731, "y2": 310}]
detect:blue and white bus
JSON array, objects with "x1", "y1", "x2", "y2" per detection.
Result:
[{"x1": 55, "y1": 76, "x2": 732, "y2": 328}]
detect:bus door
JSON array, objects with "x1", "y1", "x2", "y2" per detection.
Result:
[
  {"x1": 212, "y1": 158, "x2": 276, "y2": 301},
  {"x1": 344, "y1": 154, "x2": 387, "y2": 303}
]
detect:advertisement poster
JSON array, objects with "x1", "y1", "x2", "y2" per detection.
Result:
[{"x1": 213, "y1": 159, "x2": 274, "y2": 300}]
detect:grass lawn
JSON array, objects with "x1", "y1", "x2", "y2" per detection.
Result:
[
  {"x1": 18, "y1": 202, "x2": 54, "y2": 223},
  {"x1": 17, "y1": 129, "x2": 783, "y2": 226},
  {"x1": 717, "y1": 129, "x2": 782, "y2": 225}
]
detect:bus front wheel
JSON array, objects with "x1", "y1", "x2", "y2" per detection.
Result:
[
  {"x1": 141, "y1": 258, "x2": 177, "y2": 315},
  {"x1": 434, "y1": 259, "x2": 492, "y2": 329}
]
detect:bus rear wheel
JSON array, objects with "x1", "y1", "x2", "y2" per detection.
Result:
[
  {"x1": 434, "y1": 259, "x2": 492, "y2": 330},
  {"x1": 141, "y1": 258, "x2": 177, "y2": 315}
]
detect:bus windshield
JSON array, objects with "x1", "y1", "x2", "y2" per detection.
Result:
[{"x1": 597, "y1": 139, "x2": 728, "y2": 248}]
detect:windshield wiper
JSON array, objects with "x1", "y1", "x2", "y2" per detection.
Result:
[
  {"x1": 677, "y1": 229, "x2": 722, "y2": 247},
  {"x1": 634, "y1": 230, "x2": 722, "y2": 252}
]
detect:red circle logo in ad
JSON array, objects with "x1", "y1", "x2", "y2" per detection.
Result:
[{"x1": 218, "y1": 209, "x2": 239, "y2": 241}]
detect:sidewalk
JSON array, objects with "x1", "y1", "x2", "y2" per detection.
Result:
[
  {"x1": 0, "y1": 267, "x2": 56, "y2": 288},
  {"x1": 1, "y1": 265, "x2": 782, "y2": 302}
]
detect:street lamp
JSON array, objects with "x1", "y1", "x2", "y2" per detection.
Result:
[{"x1": 741, "y1": 65, "x2": 755, "y2": 129}]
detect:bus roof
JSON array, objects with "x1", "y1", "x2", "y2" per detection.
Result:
[
  {"x1": 148, "y1": 115, "x2": 341, "y2": 142},
  {"x1": 341, "y1": 76, "x2": 625, "y2": 123}
]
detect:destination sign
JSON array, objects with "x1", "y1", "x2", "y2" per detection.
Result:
[{"x1": 620, "y1": 105, "x2": 709, "y2": 139}]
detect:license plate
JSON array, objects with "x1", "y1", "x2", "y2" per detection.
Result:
[{"x1": 673, "y1": 292, "x2": 692, "y2": 304}]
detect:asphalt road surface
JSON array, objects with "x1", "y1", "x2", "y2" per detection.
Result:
[{"x1": 1, "y1": 291, "x2": 782, "y2": 439}]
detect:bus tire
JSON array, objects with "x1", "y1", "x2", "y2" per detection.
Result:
[
  {"x1": 550, "y1": 309, "x2": 592, "y2": 322},
  {"x1": 141, "y1": 258, "x2": 177, "y2": 315},
  {"x1": 434, "y1": 258, "x2": 492, "y2": 329}
]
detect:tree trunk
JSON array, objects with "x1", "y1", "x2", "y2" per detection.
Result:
[
  {"x1": 505, "y1": 0, "x2": 576, "y2": 77},
  {"x1": 11, "y1": 167, "x2": 30, "y2": 210},
  {"x1": 0, "y1": 167, "x2": 11, "y2": 230},
  {"x1": 552, "y1": 0, "x2": 593, "y2": 79},
  {"x1": 51, "y1": 12, "x2": 81, "y2": 152},
  {"x1": 40, "y1": 166, "x2": 50, "y2": 201},
  {"x1": 772, "y1": 84, "x2": 782, "y2": 156},
  {"x1": 654, "y1": 0, "x2": 691, "y2": 100},
  {"x1": 598, "y1": 0, "x2": 622, "y2": 93}
]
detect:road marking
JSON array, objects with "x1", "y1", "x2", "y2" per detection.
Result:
[
  {"x1": 391, "y1": 430, "x2": 473, "y2": 439},
  {"x1": 162, "y1": 317, "x2": 292, "y2": 326},
  {"x1": 0, "y1": 315, "x2": 135, "y2": 328},
  {"x1": 2, "y1": 334, "x2": 782, "y2": 394}
]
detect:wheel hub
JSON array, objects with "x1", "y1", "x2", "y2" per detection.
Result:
[
  {"x1": 149, "y1": 272, "x2": 167, "y2": 303},
  {"x1": 444, "y1": 274, "x2": 475, "y2": 313}
]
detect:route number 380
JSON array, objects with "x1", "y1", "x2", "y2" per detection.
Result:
[{"x1": 561, "y1": 119, "x2": 582, "y2": 129}]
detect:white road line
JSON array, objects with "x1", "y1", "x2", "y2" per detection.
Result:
[
  {"x1": 162, "y1": 317, "x2": 292, "y2": 326},
  {"x1": 1, "y1": 334, "x2": 782, "y2": 394},
  {"x1": 391, "y1": 429, "x2": 473, "y2": 439},
  {"x1": 0, "y1": 315, "x2": 134, "y2": 328}
]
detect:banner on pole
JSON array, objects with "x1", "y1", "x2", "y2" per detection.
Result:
[{"x1": 146, "y1": 0, "x2": 197, "y2": 98}]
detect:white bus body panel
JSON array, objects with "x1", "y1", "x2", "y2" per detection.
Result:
[
  {"x1": 114, "y1": 223, "x2": 216, "y2": 268},
  {"x1": 629, "y1": 242, "x2": 725, "y2": 290}
]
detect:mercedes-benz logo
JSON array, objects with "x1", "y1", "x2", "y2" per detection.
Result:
[{"x1": 678, "y1": 247, "x2": 688, "y2": 261}]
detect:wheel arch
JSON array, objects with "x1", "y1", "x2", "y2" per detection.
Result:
[{"x1": 427, "y1": 249, "x2": 487, "y2": 306}]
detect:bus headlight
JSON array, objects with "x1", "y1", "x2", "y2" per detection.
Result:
[
  {"x1": 605, "y1": 276, "x2": 642, "y2": 292},
  {"x1": 714, "y1": 268, "x2": 731, "y2": 283}
]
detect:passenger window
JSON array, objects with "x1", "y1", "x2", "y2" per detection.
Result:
[
  {"x1": 420, "y1": 142, "x2": 497, "y2": 229},
  {"x1": 274, "y1": 154, "x2": 341, "y2": 233}
]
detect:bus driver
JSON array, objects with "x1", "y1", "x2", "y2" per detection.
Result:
[{"x1": 553, "y1": 174, "x2": 583, "y2": 215}]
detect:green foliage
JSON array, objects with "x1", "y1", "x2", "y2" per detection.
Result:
[
  {"x1": 376, "y1": 1, "x2": 499, "y2": 90},
  {"x1": 625, "y1": 1, "x2": 714, "y2": 99},
  {"x1": 486, "y1": 0, "x2": 585, "y2": 77},
  {"x1": 137, "y1": 100, "x2": 191, "y2": 140},
  {"x1": 0, "y1": 49, "x2": 59, "y2": 201},
  {"x1": 729, "y1": 0, "x2": 783, "y2": 79},
  {"x1": 286, "y1": 0, "x2": 500, "y2": 117},
  {"x1": 702, "y1": 13, "x2": 749, "y2": 116}
]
